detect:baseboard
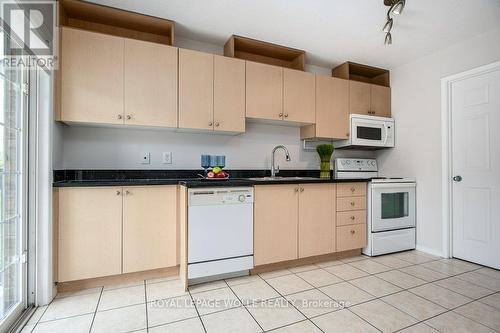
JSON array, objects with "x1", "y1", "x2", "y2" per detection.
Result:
[
  {"x1": 415, "y1": 244, "x2": 445, "y2": 258},
  {"x1": 251, "y1": 249, "x2": 361, "y2": 275}
]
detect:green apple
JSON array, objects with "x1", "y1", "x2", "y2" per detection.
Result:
[{"x1": 212, "y1": 166, "x2": 222, "y2": 174}]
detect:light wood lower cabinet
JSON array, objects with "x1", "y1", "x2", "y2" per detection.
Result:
[
  {"x1": 122, "y1": 186, "x2": 177, "y2": 273},
  {"x1": 337, "y1": 224, "x2": 367, "y2": 251},
  {"x1": 335, "y1": 182, "x2": 367, "y2": 252},
  {"x1": 58, "y1": 187, "x2": 123, "y2": 282},
  {"x1": 298, "y1": 184, "x2": 335, "y2": 258},
  {"x1": 57, "y1": 185, "x2": 178, "y2": 282},
  {"x1": 254, "y1": 185, "x2": 298, "y2": 266}
]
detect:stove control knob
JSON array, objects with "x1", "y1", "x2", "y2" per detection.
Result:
[{"x1": 238, "y1": 194, "x2": 246, "y2": 202}]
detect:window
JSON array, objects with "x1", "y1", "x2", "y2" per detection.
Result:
[
  {"x1": 0, "y1": 29, "x2": 28, "y2": 328},
  {"x1": 381, "y1": 192, "x2": 409, "y2": 219}
]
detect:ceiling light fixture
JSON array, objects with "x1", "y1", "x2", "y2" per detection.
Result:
[
  {"x1": 384, "y1": 32, "x2": 392, "y2": 45},
  {"x1": 382, "y1": 0, "x2": 406, "y2": 45},
  {"x1": 383, "y1": 18, "x2": 393, "y2": 33},
  {"x1": 392, "y1": 0, "x2": 405, "y2": 15}
]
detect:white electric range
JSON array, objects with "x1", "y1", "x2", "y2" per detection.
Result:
[{"x1": 335, "y1": 158, "x2": 416, "y2": 256}]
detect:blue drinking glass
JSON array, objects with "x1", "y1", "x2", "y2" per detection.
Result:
[
  {"x1": 201, "y1": 155, "x2": 210, "y2": 175},
  {"x1": 216, "y1": 156, "x2": 226, "y2": 169},
  {"x1": 210, "y1": 155, "x2": 218, "y2": 168}
]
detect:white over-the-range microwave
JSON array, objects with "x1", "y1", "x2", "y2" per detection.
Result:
[{"x1": 334, "y1": 114, "x2": 395, "y2": 149}]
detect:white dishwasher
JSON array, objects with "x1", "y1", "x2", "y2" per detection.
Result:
[{"x1": 188, "y1": 187, "x2": 254, "y2": 282}]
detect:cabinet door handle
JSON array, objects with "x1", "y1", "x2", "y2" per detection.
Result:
[
  {"x1": 294, "y1": 188, "x2": 299, "y2": 193},
  {"x1": 279, "y1": 113, "x2": 283, "y2": 118},
  {"x1": 350, "y1": 201, "x2": 355, "y2": 206},
  {"x1": 284, "y1": 113, "x2": 289, "y2": 118},
  {"x1": 117, "y1": 114, "x2": 123, "y2": 120},
  {"x1": 116, "y1": 190, "x2": 121, "y2": 195},
  {"x1": 350, "y1": 216, "x2": 356, "y2": 220},
  {"x1": 300, "y1": 188, "x2": 304, "y2": 192},
  {"x1": 215, "y1": 122, "x2": 220, "y2": 127},
  {"x1": 350, "y1": 187, "x2": 355, "y2": 192},
  {"x1": 208, "y1": 122, "x2": 213, "y2": 127},
  {"x1": 350, "y1": 229, "x2": 356, "y2": 234},
  {"x1": 126, "y1": 115, "x2": 132, "y2": 120},
  {"x1": 125, "y1": 190, "x2": 130, "y2": 195}
]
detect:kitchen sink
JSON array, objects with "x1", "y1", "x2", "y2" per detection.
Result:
[{"x1": 248, "y1": 176, "x2": 319, "y2": 181}]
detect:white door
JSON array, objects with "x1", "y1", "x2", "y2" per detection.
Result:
[{"x1": 451, "y1": 66, "x2": 500, "y2": 269}]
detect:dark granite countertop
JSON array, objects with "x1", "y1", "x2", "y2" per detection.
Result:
[{"x1": 53, "y1": 169, "x2": 370, "y2": 188}]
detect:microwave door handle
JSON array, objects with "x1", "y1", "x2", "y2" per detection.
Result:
[{"x1": 382, "y1": 123, "x2": 389, "y2": 145}]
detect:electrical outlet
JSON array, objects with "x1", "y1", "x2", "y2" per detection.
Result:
[
  {"x1": 141, "y1": 152, "x2": 151, "y2": 164},
  {"x1": 162, "y1": 152, "x2": 172, "y2": 164}
]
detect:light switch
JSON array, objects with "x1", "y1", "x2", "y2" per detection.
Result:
[{"x1": 141, "y1": 152, "x2": 151, "y2": 164}]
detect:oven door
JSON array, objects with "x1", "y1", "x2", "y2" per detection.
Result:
[
  {"x1": 370, "y1": 183, "x2": 416, "y2": 232},
  {"x1": 351, "y1": 117, "x2": 389, "y2": 147}
]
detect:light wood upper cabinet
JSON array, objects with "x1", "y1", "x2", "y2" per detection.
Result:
[
  {"x1": 124, "y1": 39, "x2": 178, "y2": 127},
  {"x1": 370, "y1": 84, "x2": 391, "y2": 117},
  {"x1": 283, "y1": 68, "x2": 315, "y2": 124},
  {"x1": 349, "y1": 81, "x2": 371, "y2": 116},
  {"x1": 178, "y1": 49, "x2": 214, "y2": 130},
  {"x1": 302, "y1": 76, "x2": 349, "y2": 139},
  {"x1": 60, "y1": 27, "x2": 124, "y2": 124},
  {"x1": 122, "y1": 186, "x2": 177, "y2": 273},
  {"x1": 298, "y1": 184, "x2": 335, "y2": 258},
  {"x1": 57, "y1": 187, "x2": 122, "y2": 282},
  {"x1": 254, "y1": 185, "x2": 298, "y2": 266},
  {"x1": 246, "y1": 61, "x2": 283, "y2": 121},
  {"x1": 349, "y1": 81, "x2": 391, "y2": 117},
  {"x1": 214, "y1": 55, "x2": 246, "y2": 133}
]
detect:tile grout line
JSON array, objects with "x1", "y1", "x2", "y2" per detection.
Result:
[
  {"x1": 188, "y1": 289, "x2": 208, "y2": 333},
  {"x1": 222, "y1": 278, "x2": 266, "y2": 332},
  {"x1": 256, "y1": 270, "x2": 327, "y2": 333},
  {"x1": 88, "y1": 286, "x2": 104, "y2": 333},
  {"x1": 36, "y1": 253, "x2": 497, "y2": 332},
  {"x1": 392, "y1": 290, "x2": 500, "y2": 333},
  {"x1": 143, "y1": 280, "x2": 149, "y2": 333}
]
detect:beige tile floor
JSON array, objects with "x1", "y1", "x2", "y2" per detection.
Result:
[{"x1": 21, "y1": 251, "x2": 500, "y2": 333}]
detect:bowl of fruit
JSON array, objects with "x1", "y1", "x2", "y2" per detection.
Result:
[{"x1": 206, "y1": 166, "x2": 229, "y2": 180}]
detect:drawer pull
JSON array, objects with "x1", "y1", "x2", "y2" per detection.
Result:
[{"x1": 350, "y1": 229, "x2": 356, "y2": 234}]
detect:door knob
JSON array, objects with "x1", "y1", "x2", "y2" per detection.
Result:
[{"x1": 453, "y1": 175, "x2": 462, "y2": 182}]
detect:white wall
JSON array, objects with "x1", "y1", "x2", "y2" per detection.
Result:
[
  {"x1": 58, "y1": 37, "x2": 370, "y2": 170},
  {"x1": 60, "y1": 122, "x2": 373, "y2": 169},
  {"x1": 377, "y1": 27, "x2": 500, "y2": 256}
]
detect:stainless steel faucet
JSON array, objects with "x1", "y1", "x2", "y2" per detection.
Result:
[{"x1": 271, "y1": 145, "x2": 291, "y2": 177}]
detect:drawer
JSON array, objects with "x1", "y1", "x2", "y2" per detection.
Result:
[
  {"x1": 336, "y1": 182, "x2": 367, "y2": 197},
  {"x1": 336, "y1": 224, "x2": 367, "y2": 252},
  {"x1": 336, "y1": 196, "x2": 366, "y2": 211},
  {"x1": 336, "y1": 210, "x2": 366, "y2": 226}
]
